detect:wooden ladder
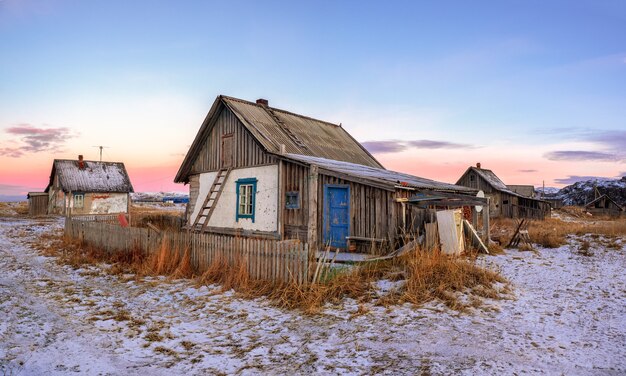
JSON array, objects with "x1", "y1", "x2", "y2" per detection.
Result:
[{"x1": 191, "y1": 168, "x2": 231, "y2": 232}]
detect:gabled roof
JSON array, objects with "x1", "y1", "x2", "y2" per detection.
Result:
[
  {"x1": 585, "y1": 194, "x2": 624, "y2": 211},
  {"x1": 46, "y1": 159, "x2": 134, "y2": 193},
  {"x1": 175, "y1": 96, "x2": 383, "y2": 183},
  {"x1": 285, "y1": 154, "x2": 476, "y2": 193},
  {"x1": 458, "y1": 167, "x2": 546, "y2": 201}
]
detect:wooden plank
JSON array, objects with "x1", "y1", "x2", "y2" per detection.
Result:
[{"x1": 307, "y1": 165, "x2": 319, "y2": 255}]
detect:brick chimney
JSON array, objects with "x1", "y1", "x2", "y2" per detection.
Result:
[
  {"x1": 78, "y1": 155, "x2": 85, "y2": 169},
  {"x1": 256, "y1": 98, "x2": 268, "y2": 106},
  {"x1": 476, "y1": 162, "x2": 481, "y2": 169}
]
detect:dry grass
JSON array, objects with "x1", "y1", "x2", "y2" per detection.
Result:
[
  {"x1": 47, "y1": 228, "x2": 506, "y2": 313},
  {"x1": 49, "y1": 233, "x2": 197, "y2": 281},
  {"x1": 491, "y1": 216, "x2": 626, "y2": 249},
  {"x1": 398, "y1": 250, "x2": 506, "y2": 310},
  {"x1": 0, "y1": 201, "x2": 28, "y2": 217}
]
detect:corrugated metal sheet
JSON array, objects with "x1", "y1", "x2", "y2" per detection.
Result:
[
  {"x1": 51, "y1": 159, "x2": 134, "y2": 193},
  {"x1": 222, "y1": 97, "x2": 383, "y2": 168},
  {"x1": 470, "y1": 167, "x2": 509, "y2": 191},
  {"x1": 285, "y1": 153, "x2": 476, "y2": 193}
]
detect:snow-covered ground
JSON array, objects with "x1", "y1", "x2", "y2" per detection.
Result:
[{"x1": 1, "y1": 217, "x2": 625, "y2": 375}]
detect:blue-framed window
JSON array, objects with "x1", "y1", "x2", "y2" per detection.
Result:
[
  {"x1": 285, "y1": 191, "x2": 300, "y2": 209},
  {"x1": 236, "y1": 178, "x2": 257, "y2": 222}
]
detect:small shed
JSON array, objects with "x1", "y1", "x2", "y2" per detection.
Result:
[
  {"x1": 584, "y1": 194, "x2": 624, "y2": 218},
  {"x1": 27, "y1": 192, "x2": 49, "y2": 216}
]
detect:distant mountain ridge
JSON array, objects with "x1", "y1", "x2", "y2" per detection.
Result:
[{"x1": 537, "y1": 177, "x2": 626, "y2": 207}]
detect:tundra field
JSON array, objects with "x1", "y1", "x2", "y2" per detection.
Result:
[{"x1": 0, "y1": 203, "x2": 625, "y2": 375}]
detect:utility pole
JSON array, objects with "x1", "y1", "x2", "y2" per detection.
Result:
[{"x1": 92, "y1": 145, "x2": 110, "y2": 162}]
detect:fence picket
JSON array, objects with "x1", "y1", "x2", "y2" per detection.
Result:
[{"x1": 64, "y1": 217, "x2": 309, "y2": 285}]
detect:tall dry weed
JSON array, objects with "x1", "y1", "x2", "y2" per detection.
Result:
[{"x1": 399, "y1": 249, "x2": 506, "y2": 310}]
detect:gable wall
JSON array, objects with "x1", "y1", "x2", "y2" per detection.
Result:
[
  {"x1": 190, "y1": 107, "x2": 276, "y2": 174},
  {"x1": 457, "y1": 170, "x2": 497, "y2": 194}
]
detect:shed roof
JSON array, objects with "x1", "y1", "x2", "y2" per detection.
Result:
[
  {"x1": 285, "y1": 153, "x2": 476, "y2": 193},
  {"x1": 175, "y1": 95, "x2": 383, "y2": 183},
  {"x1": 27, "y1": 192, "x2": 48, "y2": 197},
  {"x1": 46, "y1": 159, "x2": 134, "y2": 193}
]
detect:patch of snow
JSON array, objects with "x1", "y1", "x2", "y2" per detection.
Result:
[{"x1": 0, "y1": 217, "x2": 624, "y2": 374}]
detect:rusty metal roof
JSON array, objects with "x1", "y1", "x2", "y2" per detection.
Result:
[
  {"x1": 285, "y1": 153, "x2": 476, "y2": 193},
  {"x1": 175, "y1": 95, "x2": 383, "y2": 183},
  {"x1": 223, "y1": 97, "x2": 381, "y2": 167},
  {"x1": 46, "y1": 159, "x2": 134, "y2": 193}
]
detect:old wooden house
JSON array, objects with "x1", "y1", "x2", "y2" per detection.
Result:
[
  {"x1": 45, "y1": 155, "x2": 134, "y2": 215},
  {"x1": 585, "y1": 194, "x2": 624, "y2": 218},
  {"x1": 175, "y1": 95, "x2": 482, "y2": 254},
  {"x1": 456, "y1": 164, "x2": 551, "y2": 220}
]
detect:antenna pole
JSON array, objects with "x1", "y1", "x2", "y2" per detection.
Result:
[{"x1": 92, "y1": 145, "x2": 110, "y2": 162}]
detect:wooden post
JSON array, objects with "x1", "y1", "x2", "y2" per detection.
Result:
[
  {"x1": 127, "y1": 193, "x2": 131, "y2": 226},
  {"x1": 307, "y1": 165, "x2": 319, "y2": 256},
  {"x1": 277, "y1": 160, "x2": 284, "y2": 239},
  {"x1": 483, "y1": 197, "x2": 490, "y2": 244},
  {"x1": 472, "y1": 206, "x2": 479, "y2": 229}
]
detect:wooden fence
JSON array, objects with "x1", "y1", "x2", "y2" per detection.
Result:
[{"x1": 64, "y1": 217, "x2": 310, "y2": 285}]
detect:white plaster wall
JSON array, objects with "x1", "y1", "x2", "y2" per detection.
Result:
[
  {"x1": 68, "y1": 193, "x2": 128, "y2": 214},
  {"x1": 89, "y1": 193, "x2": 128, "y2": 214},
  {"x1": 190, "y1": 165, "x2": 278, "y2": 232}
]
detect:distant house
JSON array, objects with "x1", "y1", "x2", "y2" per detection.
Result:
[
  {"x1": 456, "y1": 164, "x2": 551, "y2": 220},
  {"x1": 45, "y1": 155, "x2": 134, "y2": 215},
  {"x1": 175, "y1": 95, "x2": 481, "y2": 253},
  {"x1": 584, "y1": 194, "x2": 624, "y2": 218},
  {"x1": 507, "y1": 185, "x2": 536, "y2": 198}
]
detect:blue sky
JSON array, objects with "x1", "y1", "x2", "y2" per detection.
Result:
[{"x1": 1, "y1": 0, "x2": 625, "y2": 199}]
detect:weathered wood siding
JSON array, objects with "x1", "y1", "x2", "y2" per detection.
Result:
[
  {"x1": 282, "y1": 161, "x2": 310, "y2": 240},
  {"x1": 586, "y1": 197, "x2": 623, "y2": 218},
  {"x1": 28, "y1": 194, "x2": 48, "y2": 216},
  {"x1": 65, "y1": 217, "x2": 310, "y2": 285},
  {"x1": 317, "y1": 173, "x2": 398, "y2": 250},
  {"x1": 395, "y1": 189, "x2": 437, "y2": 240},
  {"x1": 190, "y1": 107, "x2": 276, "y2": 174},
  {"x1": 456, "y1": 171, "x2": 497, "y2": 194}
]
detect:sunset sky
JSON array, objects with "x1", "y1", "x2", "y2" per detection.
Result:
[{"x1": 1, "y1": 0, "x2": 625, "y2": 200}]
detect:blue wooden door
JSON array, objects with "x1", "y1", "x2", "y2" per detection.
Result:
[{"x1": 323, "y1": 185, "x2": 350, "y2": 249}]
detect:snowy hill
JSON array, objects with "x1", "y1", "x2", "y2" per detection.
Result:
[
  {"x1": 131, "y1": 191, "x2": 189, "y2": 202},
  {"x1": 540, "y1": 177, "x2": 626, "y2": 207},
  {"x1": 535, "y1": 187, "x2": 560, "y2": 196}
]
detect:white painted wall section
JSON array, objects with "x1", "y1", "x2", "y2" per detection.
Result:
[
  {"x1": 190, "y1": 165, "x2": 279, "y2": 232},
  {"x1": 89, "y1": 193, "x2": 128, "y2": 214}
]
